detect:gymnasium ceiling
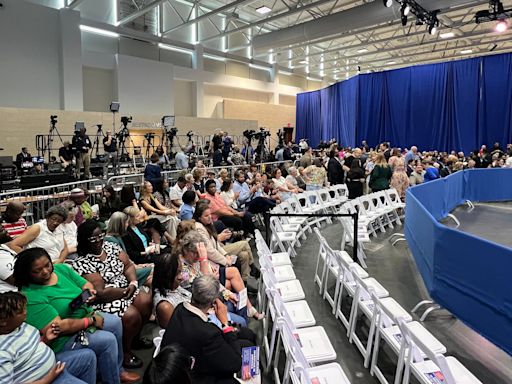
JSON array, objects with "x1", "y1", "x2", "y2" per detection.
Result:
[{"x1": 54, "y1": 0, "x2": 512, "y2": 80}]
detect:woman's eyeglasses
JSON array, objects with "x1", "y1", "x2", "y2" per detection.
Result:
[{"x1": 88, "y1": 233, "x2": 106, "y2": 243}]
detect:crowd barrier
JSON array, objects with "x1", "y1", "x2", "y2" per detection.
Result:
[
  {"x1": 0, "y1": 161, "x2": 285, "y2": 223},
  {"x1": 405, "y1": 168, "x2": 512, "y2": 356}
]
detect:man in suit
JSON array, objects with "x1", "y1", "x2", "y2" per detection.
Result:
[{"x1": 161, "y1": 275, "x2": 253, "y2": 384}]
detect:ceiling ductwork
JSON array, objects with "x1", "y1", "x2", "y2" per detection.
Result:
[{"x1": 252, "y1": 0, "x2": 488, "y2": 52}]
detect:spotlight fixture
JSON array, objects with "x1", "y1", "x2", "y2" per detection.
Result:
[
  {"x1": 403, "y1": 3, "x2": 410, "y2": 16},
  {"x1": 383, "y1": 0, "x2": 393, "y2": 8},
  {"x1": 401, "y1": 14, "x2": 408, "y2": 26},
  {"x1": 495, "y1": 19, "x2": 508, "y2": 32},
  {"x1": 440, "y1": 32, "x2": 455, "y2": 38},
  {"x1": 428, "y1": 14, "x2": 439, "y2": 35}
]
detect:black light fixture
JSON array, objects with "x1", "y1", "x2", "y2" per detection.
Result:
[{"x1": 428, "y1": 12, "x2": 439, "y2": 35}]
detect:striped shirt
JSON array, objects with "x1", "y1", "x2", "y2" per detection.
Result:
[
  {"x1": 1, "y1": 218, "x2": 27, "y2": 239},
  {"x1": 0, "y1": 322, "x2": 55, "y2": 384}
]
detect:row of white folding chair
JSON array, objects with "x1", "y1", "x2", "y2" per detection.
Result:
[
  {"x1": 268, "y1": 216, "x2": 299, "y2": 258},
  {"x1": 336, "y1": 207, "x2": 369, "y2": 267},
  {"x1": 369, "y1": 292, "x2": 448, "y2": 384},
  {"x1": 313, "y1": 227, "x2": 357, "y2": 302},
  {"x1": 270, "y1": 291, "x2": 338, "y2": 384},
  {"x1": 282, "y1": 320, "x2": 352, "y2": 384},
  {"x1": 271, "y1": 203, "x2": 309, "y2": 242},
  {"x1": 397, "y1": 318, "x2": 482, "y2": 384},
  {"x1": 327, "y1": 183, "x2": 349, "y2": 209},
  {"x1": 346, "y1": 198, "x2": 384, "y2": 236}
]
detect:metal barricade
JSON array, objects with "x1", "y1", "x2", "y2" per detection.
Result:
[{"x1": 0, "y1": 179, "x2": 104, "y2": 224}]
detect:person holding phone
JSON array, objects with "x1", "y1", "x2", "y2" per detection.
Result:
[
  {"x1": 13, "y1": 247, "x2": 140, "y2": 384},
  {"x1": 193, "y1": 201, "x2": 260, "y2": 283},
  {"x1": 74, "y1": 220, "x2": 153, "y2": 369}
]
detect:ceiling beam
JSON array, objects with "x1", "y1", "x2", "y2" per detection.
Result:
[
  {"x1": 67, "y1": 0, "x2": 88, "y2": 9},
  {"x1": 200, "y1": 0, "x2": 338, "y2": 43},
  {"x1": 117, "y1": 0, "x2": 168, "y2": 26},
  {"x1": 162, "y1": 0, "x2": 254, "y2": 35}
]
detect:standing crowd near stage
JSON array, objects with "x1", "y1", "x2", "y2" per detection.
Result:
[{"x1": 1, "y1": 136, "x2": 512, "y2": 384}]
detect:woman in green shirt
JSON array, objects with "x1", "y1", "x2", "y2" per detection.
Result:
[
  {"x1": 369, "y1": 153, "x2": 393, "y2": 192},
  {"x1": 13, "y1": 247, "x2": 140, "y2": 384}
]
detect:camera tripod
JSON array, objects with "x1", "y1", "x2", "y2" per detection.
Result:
[
  {"x1": 93, "y1": 124, "x2": 106, "y2": 158},
  {"x1": 116, "y1": 125, "x2": 135, "y2": 163},
  {"x1": 162, "y1": 129, "x2": 177, "y2": 159},
  {"x1": 42, "y1": 118, "x2": 64, "y2": 163},
  {"x1": 144, "y1": 133, "x2": 157, "y2": 160},
  {"x1": 242, "y1": 137, "x2": 254, "y2": 163},
  {"x1": 255, "y1": 136, "x2": 270, "y2": 163}
]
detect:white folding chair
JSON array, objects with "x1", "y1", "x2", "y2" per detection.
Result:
[
  {"x1": 255, "y1": 235, "x2": 292, "y2": 267},
  {"x1": 398, "y1": 318, "x2": 481, "y2": 384},
  {"x1": 347, "y1": 266, "x2": 389, "y2": 361},
  {"x1": 315, "y1": 188, "x2": 339, "y2": 214},
  {"x1": 373, "y1": 191, "x2": 402, "y2": 226},
  {"x1": 304, "y1": 190, "x2": 333, "y2": 225},
  {"x1": 334, "y1": 250, "x2": 370, "y2": 330},
  {"x1": 272, "y1": 306, "x2": 337, "y2": 384},
  {"x1": 313, "y1": 227, "x2": 332, "y2": 294},
  {"x1": 386, "y1": 188, "x2": 406, "y2": 212},
  {"x1": 259, "y1": 250, "x2": 296, "y2": 282},
  {"x1": 275, "y1": 200, "x2": 309, "y2": 241},
  {"x1": 286, "y1": 195, "x2": 313, "y2": 234},
  {"x1": 269, "y1": 216, "x2": 298, "y2": 257}
]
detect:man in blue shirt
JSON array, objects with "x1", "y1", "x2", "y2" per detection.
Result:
[
  {"x1": 180, "y1": 190, "x2": 196, "y2": 220},
  {"x1": 232, "y1": 170, "x2": 275, "y2": 214},
  {"x1": 175, "y1": 147, "x2": 189, "y2": 170}
]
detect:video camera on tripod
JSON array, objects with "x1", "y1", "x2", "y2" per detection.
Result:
[
  {"x1": 254, "y1": 127, "x2": 271, "y2": 140},
  {"x1": 186, "y1": 130, "x2": 194, "y2": 139},
  {"x1": 243, "y1": 129, "x2": 256, "y2": 141},
  {"x1": 120, "y1": 116, "x2": 132, "y2": 128},
  {"x1": 50, "y1": 115, "x2": 58, "y2": 126}
]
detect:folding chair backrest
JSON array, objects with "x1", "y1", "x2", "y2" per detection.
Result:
[
  {"x1": 373, "y1": 191, "x2": 390, "y2": 209},
  {"x1": 255, "y1": 229, "x2": 265, "y2": 243},
  {"x1": 398, "y1": 318, "x2": 455, "y2": 384},
  {"x1": 386, "y1": 188, "x2": 402, "y2": 206},
  {"x1": 350, "y1": 264, "x2": 374, "y2": 302},
  {"x1": 370, "y1": 291, "x2": 395, "y2": 328},
  {"x1": 262, "y1": 268, "x2": 278, "y2": 288},
  {"x1": 278, "y1": 319, "x2": 308, "y2": 370},
  {"x1": 314, "y1": 227, "x2": 329, "y2": 261},
  {"x1": 287, "y1": 195, "x2": 303, "y2": 213},
  {"x1": 270, "y1": 216, "x2": 286, "y2": 232},
  {"x1": 317, "y1": 188, "x2": 333, "y2": 205}
]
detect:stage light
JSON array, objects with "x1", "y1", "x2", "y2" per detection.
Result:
[
  {"x1": 401, "y1": 3, "x2": 410, "y2": 17},
  {"x1": 401, "y1": 14, "x2": 408, "y2": 26},
  {"x1": 383, "y1": 0, "x2": 393, "y2": 8},
  {"x1": 428, "y1": 19, "x2": 438, "y2": 35},
  {"x1": 495, "y1": 20, "x2": 508, "y2": 33},
  {"x1": 256, "y1": 6, "x2": 272, "y2": 14},
  {"x1": 460, "y1": 49, "x2": 473, "y2": 54}
]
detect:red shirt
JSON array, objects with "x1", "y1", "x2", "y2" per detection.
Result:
[
  {"x1": 204, "y1": 193, "x2": 229, "y2": 221},
  {"x1": 2, "y1": 218, "x2": 28, "y2": 238}
]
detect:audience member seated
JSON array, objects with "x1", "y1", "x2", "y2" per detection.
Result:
[
  {"x1": 54, "y1": 201, "x2": 79, "y2": 255},
  {"x1": 219, "y1": 178, "x2": 239, "y2": 209},
  {"x1": 169, "y1": 176, "x2": 189, "y2": 209},
  {"x1": 204, "y1": 180, "x2": 255, "y2": 237},
  {"x1": 152, "y1": 251, "x2": 247, "y2": 329},
  {"x1": 153, "y1": 179, "x2": 173, "y2": 209},
  {"x1": 272, "y1": 168, "x2": 298, "y2": 200},
  {"x1": 144, "y1": 154, "x2": 162, "y2": 189},
  {"x1": 215, "y1": 169, "x2": 229, "y2": 191},
  {"x1": 0, "y1": 291, "x2": 98, "y2": 384},
  {"x1": 122, "y1": 207, "x2": 161, "y2": 265},
  {"x1": 8, "y1": 206, "x2": 69, "y2": 263},
  {"x1": 303, "y1": 158, "x2": 327, "y2": 191},
  {"x1": 1, "y1": 202, "x2": 28, "y2": 240},
  {"x1": 193, "y1": 201, "x2": 259, "y2": 283},
  {"x1": 120, "y1": 185, "x2": 140, "y2": 211},
  {"x1": 176, "y1": 229, "x2": 262, "y2": 319},
  {"x1": 424, "y1": 161, "x2": 440, "y2": 182},
  {"x1": 192, "y1": 168, "x2": 205, "y2": 195},
  {"x1": 409, "y1": 164, "x2": 426, "y2": 186},
  {"x1": 13, "y1": 247, "x2": 139, "y2": 384},
  {"x1": 106, "y1": 212, "x2": 153, "y2": 288},
  {"x1": 99, "y1": 185, "x2": 121, "y2": 221},
  {"x1": 69, "y1": 188, "x2": 96, "y2": 226},
  {"x1": 0, "y1": 235, "x2": 17, "y2": 293},
  {"x1": 139, "y1": 181, "x2": 178, "y2": 240},
  {"x1": 161, "y1": 275, "x2": 256, "y2": 384},
  {"x1": 143, "y1": 344, "x2": 193, "y2": 384},
  {"x1": 74, "y1": 220, "x2": 153, "y2": 369},
  {"x1": 234, "y1": 170, "x2": 276, "y2": 213},
  {"x1": 180, "y1": 190, "x2": 197, "y2": 221}
]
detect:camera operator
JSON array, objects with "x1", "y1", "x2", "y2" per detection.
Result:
[
  {"x1": 58, "y1": 141, "x2": 74, "y2": 173},
  {"x1": 15, "y1": 147, "x2": 32, "y2": 172},
  {"x1": 72, "y1": 127, "x2": 92, "y2": 179},
  {"x1": 175, "y1": 146, "x2": 189, "y2": 170},
  {"x1": 212, "y1": 130, "x2": 223, "y2": 151},
  {"x1": 102, "y1": 130, "x2": 117, "y2": 177},
  {"x1": 222, "y1": 133, "x2": 233, "y2": 163}
]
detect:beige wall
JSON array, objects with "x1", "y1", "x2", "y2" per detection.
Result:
[
  {"x1": 203, "y1": 84, "x2": 272, "y2": 118},
  {"x1": 83, "y1": 66, "x2": 114, "y2": 113},
  {"x1": 223, "y1": 100, "x2": 296, "y2": 147},
  {"x1": 0, "y1": 107, "x2": 257, "y2": 158},
  {"x1": 174, "y1": 80, "x2": 194, "y2": 117}
]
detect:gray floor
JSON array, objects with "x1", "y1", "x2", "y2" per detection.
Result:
[
  {"x1": 442, "y1": 202, "x2": 512, "y2": 248},
  {"x1": 133, "y1": 216, "x2": 512, "y2": 384},
  {"x1": 285, "y1": 222, "x2": 512, "y2": 384}
]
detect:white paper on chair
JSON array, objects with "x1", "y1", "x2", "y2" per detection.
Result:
[{"x1": 237, "y1": 288, "x2": 248, "y2": 310}]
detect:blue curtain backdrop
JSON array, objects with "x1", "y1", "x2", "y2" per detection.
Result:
[{"x1": 296, "y1": 52, "x2": 511, "y2": 153}]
